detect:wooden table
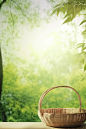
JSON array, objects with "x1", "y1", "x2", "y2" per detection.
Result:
[{"x1": 0, "y1": 122, "x2": 86, "y2": 129}]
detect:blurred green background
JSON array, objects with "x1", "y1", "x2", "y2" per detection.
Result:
[{"x1": 0, "y1": 0, "x2": 86, "y2": 122}]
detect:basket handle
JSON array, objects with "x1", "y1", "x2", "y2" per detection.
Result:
[{"x1": 38, "y1": 86, "x2": 81, "y2": 114}]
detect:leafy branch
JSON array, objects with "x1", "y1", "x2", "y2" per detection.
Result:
[
  {"x1": 10, "y1": 0, "x2": 14, "y2": 37},
  {"x1": 51, "y1": 0, "x2": 86, "y2": 71},
  {"x1": 11, "y1": 0, "x2": 29, "y2": 19}
]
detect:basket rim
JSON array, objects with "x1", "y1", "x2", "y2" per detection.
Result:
[
  {"x1": 38, "y1": 86, "x2": 82, "y2": 114},
  {"x1": 39, "y1": 108, "x2": 86, "y2": 115},
  {"x1": 40, "y1": 108, "x2": 86, "y2": 110}
]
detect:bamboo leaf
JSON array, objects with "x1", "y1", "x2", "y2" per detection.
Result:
[
  {"x1": 77, "y1": 45, "x2": 83, "y2": 48},
  {"x1": 63, "y1": 15, "x2": 75, "y2": 24},
  {"x1": 67, "y1": 4, "x2": 74, "y2": 16},
  {"x1": 84, "y1": 64, "x2": 86, "y2": 71},
  {"x1": 79, "y1": 20, "x2": 86, "y2": 25},
  {"x1": 82, "y1": 30, "x2": 86, "y2": 35},
  {"x1": 64, "y1": 14, "x2": 69, "y2": 19},
  {"x1": 77, "y1": 43, "x2": 86, "y2": 45},
  {"x1": 50, "y1": 8, "x2": 58, "y2": 16},
  {"x1": 74, "y1": 5, "x2": 81, "y2": 15},
  {"x1": 77, "y1": 43, "x2": 86, "y2": 48},
  {"x1": 82, "y1": 47, "x2": 86, "y2": 51},
  {"x1": 54, "y1": 3, "x2": 62, "y2": 8},
  {"x1": 57, "y1": 9, "x2": 60, "y2": 16}
]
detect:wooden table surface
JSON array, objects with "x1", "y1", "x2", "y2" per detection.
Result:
[{"x1": 0, "y1": 122, "x2": 86, "y2": 129}]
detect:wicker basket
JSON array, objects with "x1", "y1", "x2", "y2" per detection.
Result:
[{"x1": 38, "y1": 86, "x2": 86, "y2": 127}]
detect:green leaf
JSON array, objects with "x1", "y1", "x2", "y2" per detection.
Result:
[
  {"x1": 82, "y1": 47, "x2": 86, "y2": 51},
  {"x1": 57, "y1": 9, "x2": 60, "y2": 16},
  {"x1": 77, "y1": 45, "x2": 82, "y2": 48},
  {"x1": 77, "y1": 43, "x2": 86, "y2": 45},
  {"x1": 77, "y1": 43, "x2": 85, "y2": 48},
  {"x1": 50, "y1": 8, "x2": 58, "y2": 16},
  {"x1": 63, "y1": 15, "x2": 75, "y2": 24},
  {"x1": 82, "y1": 30, "x2": 86, "y2": 35},
  {"x1": 74, "y1": 5, "x2": 81, "y2": 15},
  {"x1": 67, "y1": 4, "x2": 74, "y2": 16},
  {"x1": 84, "y1": 64, "x2": 86, "y2": 71},
  {"x1": 79, "y1": 20, "x2": 86, "y2": 25},
  {"x1": 54, "y1": 3, "x2": 62, "y2": 8},
  {"x1": 64, "y1": 14, "x2": 69, "y2": 19}
]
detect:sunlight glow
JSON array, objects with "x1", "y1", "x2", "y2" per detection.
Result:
[{"x1": 16, "y1": 14, "x2": 84, "y2": 61}]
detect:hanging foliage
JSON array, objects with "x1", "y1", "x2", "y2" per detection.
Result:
[{"x1": 51, "y1": 0, "x2": 86, "y2": 71}]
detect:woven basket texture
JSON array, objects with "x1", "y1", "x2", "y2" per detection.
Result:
[{"x1": 38, "y1": 86, "x2": 86, "y2": 127}]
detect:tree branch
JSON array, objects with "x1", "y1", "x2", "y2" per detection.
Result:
[
  {"x1": 10, "y1": 0, "x2": 14, "y2": 37},
  {"x1": 0, "y1": 0, "x2": 6, "y2": 9},
  {"x1": 11, "y1": 0, "x2": 28, "y2": 19}
]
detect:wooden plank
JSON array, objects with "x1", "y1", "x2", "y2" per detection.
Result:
[{"x1": 0, "y1": 122, "x2": 86, "y2": 129}]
